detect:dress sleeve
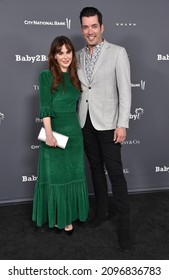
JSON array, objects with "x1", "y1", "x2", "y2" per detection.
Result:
[{"x1": 38, "y1": 70, "x2": 55, "y2": 118}]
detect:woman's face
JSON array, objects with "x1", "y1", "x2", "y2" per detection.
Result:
[{"x1": 54, "y1": 44, "x2": 73, "y2": 72}]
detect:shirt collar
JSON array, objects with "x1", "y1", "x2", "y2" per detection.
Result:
[{"x1": 85, "y1": 40, "x2": 104, "y2": 54}]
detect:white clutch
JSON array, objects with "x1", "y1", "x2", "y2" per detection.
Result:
[{"x1": 37, "y1": 127, "x2": 69, "y2": 149}]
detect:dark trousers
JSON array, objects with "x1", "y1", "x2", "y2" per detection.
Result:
[{"x1": 82, "y1": 113, "x2": 130, "y2": 230}]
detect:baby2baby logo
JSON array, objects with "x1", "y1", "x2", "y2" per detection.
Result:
[
  {"x1": 130, "y1": 108, "x2": 144, "y2": 120},
  {"x1": 15, "y1": 54, "x2": 48, "y2": 63}
]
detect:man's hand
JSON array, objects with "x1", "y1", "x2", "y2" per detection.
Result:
[{"x1": 114, "y1": 128, "x2": 126, "y2": 143}]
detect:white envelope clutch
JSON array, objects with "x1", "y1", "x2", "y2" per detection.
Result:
[{"x1": 37, "y1": 127, "x2": 69, "y2": 149}]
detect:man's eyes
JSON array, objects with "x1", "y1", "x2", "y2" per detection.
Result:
[{"x1": 82, "y1": 25, "x2": 98, "y2": 30}]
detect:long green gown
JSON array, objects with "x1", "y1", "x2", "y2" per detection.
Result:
[{"x1": 32, "y1": 70, "x2": 89, "y2": 229}]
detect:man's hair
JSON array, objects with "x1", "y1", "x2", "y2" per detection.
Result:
[{"x1": 79, "y1": 7, "x2": 103, "y2": 26}]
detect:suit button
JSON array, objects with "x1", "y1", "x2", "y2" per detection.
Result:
[
  {"x1": 88, "y1": 87, "x2": 91, "y2": 89},
  {"x1": 86, "y1": 100, "x2": 88, "y2": 102}
]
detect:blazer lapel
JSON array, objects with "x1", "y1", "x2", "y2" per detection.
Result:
[
  {"x1": 79, "y1": 49, "x2": 88, "y2": 85},
  {"x1": 90, "y1": 41, "x2": 109, "y2": 83},
  {"x1": 78, "y1": 41, "x2": 110, "y2": 85}
]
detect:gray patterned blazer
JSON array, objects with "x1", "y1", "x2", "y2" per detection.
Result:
[{"x1": 76, "y1": 40, "x2": 132, "y2": 130}]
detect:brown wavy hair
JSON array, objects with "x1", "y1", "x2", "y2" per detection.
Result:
[{"x1": 48, "y1": 36, "x2": 82, "y2": 93}]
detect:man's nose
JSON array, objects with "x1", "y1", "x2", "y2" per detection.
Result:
[{"x1": 88, "y1": 27, "x2": 93, "y2": 34}]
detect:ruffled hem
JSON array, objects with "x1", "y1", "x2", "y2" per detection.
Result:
[
  {"x1": 32, "y1": 179, "x2": 89, "y2": 229},
  {"x1": 40, "y1": 106, "x2": 55, "y2": 118}
]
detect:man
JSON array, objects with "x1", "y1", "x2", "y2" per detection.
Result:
[{"x1": 76, "y1": 7, "x2": 132, "y2": 252}]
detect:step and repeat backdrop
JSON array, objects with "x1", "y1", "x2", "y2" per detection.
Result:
[{"x1": 0, "y1": 0, "x2": 169, "y2": 204}]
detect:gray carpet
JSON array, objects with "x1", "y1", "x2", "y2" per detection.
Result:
[{"x1": 0, "y1": 191, "x2": 169, "y2": 259}]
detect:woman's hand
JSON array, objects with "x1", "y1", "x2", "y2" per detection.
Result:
[
  {"x1": 42, "y1": 117, "x2": 57, "y2": 147},
  {"x1": 45, "y1": 134, "x2": 58, "y2": 147}
]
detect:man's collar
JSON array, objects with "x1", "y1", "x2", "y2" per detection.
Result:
[{"x1": 85, "y1": 39, "x2": 104, "y2": 52}]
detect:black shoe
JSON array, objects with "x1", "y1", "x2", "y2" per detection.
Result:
[
  {"x1": 54, "y1": 226, "x2": 62, "y2": 234},
  {"x1": 75, "y1": 220, "x2": 84, "y2": 227},
  {"x1": 88, "y1": 214, "x2": 110, "y2": 228},
  {"x1": 64, "y1": 229, "x2": 74, "y2": 236},
  {"x1": 118, "y1": 230, "x2": 132, "y2": 253},
  {"x1": 64, "y1": 224, "x2": 74, "y2": 236}
]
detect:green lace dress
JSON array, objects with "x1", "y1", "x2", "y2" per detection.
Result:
[{"x1": 32, "y1": 70, "x2": 89, "y2": 229}]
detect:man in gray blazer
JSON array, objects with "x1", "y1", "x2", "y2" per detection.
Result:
[{"x1": 77, "y1": 7, "x2": 132, "y2": 252}]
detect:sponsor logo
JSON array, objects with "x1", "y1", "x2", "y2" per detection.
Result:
[
  {"x1": 131, "y1": 80, "x2": 146, "y2": 90},
  {"x1": 15, "y1": 55, "x2": 48, "y2": 63},
  {"x1": 123, "y1": 168, "x2": 130, "y2": 174},
  {"x1": 115, "y1": 22, "x2": 136, "y2": 27},
  {"x1": 0, "y1": 112, "x2": 5, "y2": 124},
  {"x1": 66, "y1": 18, "x2": 71, "y2": 29},
  {"x1": 130, "y1": 108, "x2": 144, "y2": 120},
  {"x1": 33, "y1": 85, "x2": 39, "y2": 90},
  {"x1": 35, "y1": 118, "x2": 43, "y2": 123},
  {"x1": 122, "y1": 139, "x2": 140, "y2": 145},
  {"x1": 31, "y1": 145, "x2": 40, "y2": 150},
  {"x1": 157, "y1": 54, "x2": 169, "y2": 61},
  {"x1": 155, "y1": 166, "x2": 169, "y2": 173},
  {"x1": 22, "y1": 175, "x2": 37, "y2": 182},
  {"x1": 24, "y1": 18, "x2": 71, "y2": 29},
  {"x1": 104, "y1": 166, "x2": 130, "y2": 174}
]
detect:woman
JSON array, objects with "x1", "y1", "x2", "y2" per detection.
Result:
[{"x1": 32, "y1": 36, "x2": 89, "y2": 233}]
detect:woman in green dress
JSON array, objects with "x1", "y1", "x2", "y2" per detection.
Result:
[{"x1": 32, "y1": 36, "x2": 89, "y2": 233}]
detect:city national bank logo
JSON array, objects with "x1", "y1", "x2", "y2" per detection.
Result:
[
  {"x1": 157, "y1": 54, "x2": 169, "y2": 61},
  {"x1": 24, "y1": 18, "x2": 71, "y2": 29},
  {"x1": 0, "y1": 112, "x2": 5, "y2": 124},
  {"x1": 130, "y1": 108, "x2": 144, "y2": 120},
  {"x1": 22, "y1": 175, "x2": 37, "y2": 182},
  {"x1": 131, "y1": 80, "x2": 146, "y2": 90},
  {"x1": 66, "y1": 18, "x2": 71, "y2": 29},
  {"x1": 155, "y1": 166, "x2": 169, "y2": 173}
]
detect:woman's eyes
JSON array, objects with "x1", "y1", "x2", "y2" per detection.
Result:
[{"x1": 58, "y1": 51, "x2": 71, "y2": 55}]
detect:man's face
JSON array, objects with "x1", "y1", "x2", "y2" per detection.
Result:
[{"x1": 81, "y1": 15, "x2": 104, "y2": 47}]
